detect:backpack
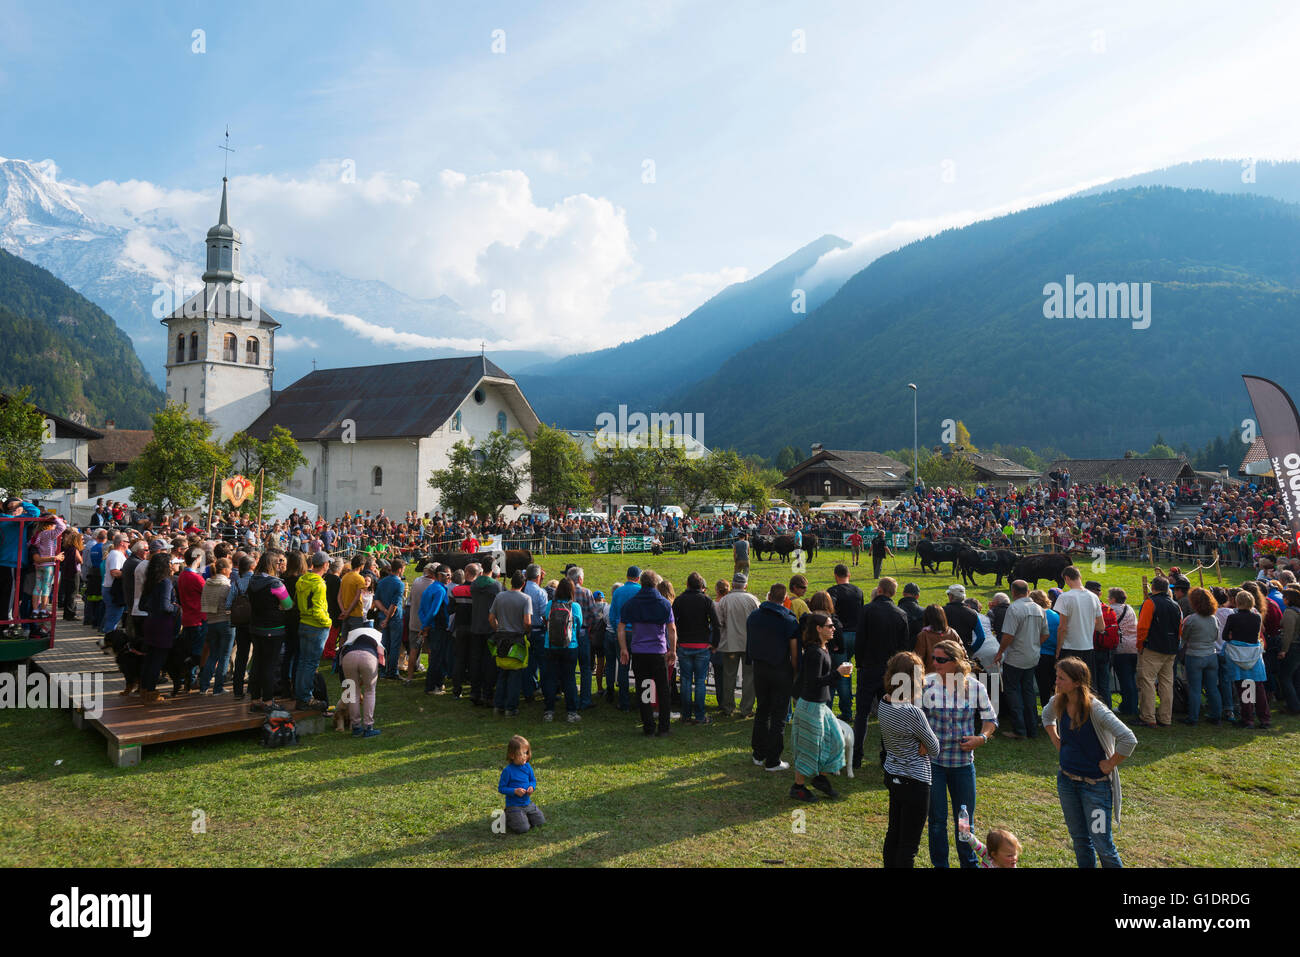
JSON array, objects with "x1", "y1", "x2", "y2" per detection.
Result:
[
  {"x1": 1096, "y1": 603, "x2": 1120, "y2": 651},
  {"x1": 261, "y1": 709, "x2": 298, "y2": 747},
  {"x1": 547, "y1": 600, "x2": 573, "y2": 649},
  {"x1": 589, "y1": 612, "x2": 607, "y2": 646},
  {"x1": 229, "y1": 576, "x2": 252, "y2": 626}
]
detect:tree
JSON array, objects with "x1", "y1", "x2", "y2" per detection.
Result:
[
  {"x1": 428, "y1": 430, "x2": 527, "y2": 519},
  {"x1": 126, "y1": 402, "x2": 231, "y2": 515},
  {"x1": 527, "y1": 424, "x2": 593, "y2": 516},
  {"x1": 948, "y1": 420, "x2": 978, "y2": 453},
  {"x1": 918, "y1": 450, "x2": 976, "y2": 489},
  {"x1": 1142, "y1": 441, "x2": 1178, "y2": 459},
  {"x1": 673, "y1": 449, "x2": 744, "y2": 515},
  {"x1": 774, "y1": 445, "x2": 800, "y2": 471},
  {"x1": 0, "y1": 389, "x2": 52, "y2": 496},
  {"x1": 224, "y1": 426, "x2": 308, "y2": 514}
]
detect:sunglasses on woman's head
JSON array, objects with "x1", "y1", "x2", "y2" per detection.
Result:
[{"x1": 932, "y1": 654, "x2": 954, "y2": 664}]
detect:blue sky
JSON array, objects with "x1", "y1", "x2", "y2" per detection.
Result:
[{"x1": 2, "y1": 0, "x2": 1297, "y2": 349}]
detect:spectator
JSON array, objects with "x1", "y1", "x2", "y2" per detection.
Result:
[
  {"x1": 566, "y1": 566, "x2": 597, "y2": 711},
  {"x1": 407, "y1": 563, "x2": 438, "y2": 682},
  {"x1": 98, "y1": 532, "x2": 128, "y2": 637},
  {"x1": 374, "y1": 559, "x2": 407, "y2": 680},
  {"x1": 1054, "y1": 566, "x2": 1104, "y2": 677},
  {"x1": 246, "y1": 550, "x2": 295, "y2": 714},
  {"x1": 716, "y1": 571, "x2": 759, "y2": 718},
  {"x1": 605, "y1": 566, "x2": 641, "y2": 711},
  {"x1": 136, "y1": 552, "x2": 180, "y2": 705},
  {"x1": 942, "y1": 583, "x2": 984, "y2": 654},
  {"x1": 498, "y1": 735, "x2": 545, "y2": 834},
  {"x1": 994, "y1": 579, "x2": 1049, "y2": 740},
  {"x1": 1222, "y1": 590, "x2": 1270, "y2": 729},
  {"x1": 897, "y1": 581, "x2": 924, "y2": 646},
  {"x1": 198, "y1": 557, "x2": 233, "y2": 694},
  {"x1": 226, "y1": 553, "x2": 255, "y2": 699},
  {"x1": 673, "y1": 571, "x2": 720, "y2": 725},
  {"x1": 827, "y1": 564, "x2": 864, "y2": 723},
  {"x1": 1042, "y1": 656, "x2": 1137, "y2": 868},
  {"x1": 1136, "y1": 577, "x2": 1182, "y2": 728},
  {"x1": 853, "y1": 576, "x2": 909, "y2": 769},
  {"x1": 489, "y1": 570, "x2": 533, "y2": 716},
  {"x1": 469, "y1": 562, "x2": 502, "y2": 706},
  {"x1": 789, "y1": 612, "x2": 852, "y2": 801},
  {"x1": 175, "y1": 546, "x2": 206, "y2": 694},
  {"x1": 879, "y1": 651, "x2": 940, "y2": 868},
  {"x1": 619, "y1": 569, "x2": 677, "y2": 737},
  {"x1": 522, "y1": 564, "x2": 548, "y2": 702},
  {"x1": 294, "y1": 551, "x2": 332, "y2": 711},
  {"x1": 733, "y1": 531, "x2": 750, "y2": 578},
  {"x1": 340, "y1": 624, "x2": 385, "y2": 737},
  {"x1": 922, "y1": 639, "x2": 997, "y2": 868},
  {"x1": 1179, "y1": 587, "x2": 1223, "y2": 726},
  {"x1": 1279, "y1": 587, "x2": 1300, "y2": 714},
  {"x1": 914, "y1": 604, "x2": 959, "y2": 674},
  {"x1": 1108, "y1": 587, "x2": 1139, "y2": 717},
  {"x1": 543, "y1": 577, "x2": 583, "y2": 723},
  {"x1": 745, "y1": 582, "x2": 800, "y2": 770},
  {"x1": 1034, "y1": 589, "x2": 1061, "y2": 710}
]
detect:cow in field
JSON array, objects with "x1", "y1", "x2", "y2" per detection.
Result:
[
  {"x1": 915, "y1": 537, "x2": 965, "y2": 575},
  {"x1": 751, "y1": 535, "x2": 776, "y2": 561},
  {"x1": 1010, "y1": 552, "x2": 1074, "y2": 589},
  {"x1": 957, "y1": 547, "x2": 1020, "y2": 587}
]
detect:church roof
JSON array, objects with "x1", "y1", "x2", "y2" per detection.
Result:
[
  {"x1": 243, "y1": 355, "x2": 525, "y2": 441},
  {"x1": 160, "y1": 282, "x2": 279, "y2": 328}
]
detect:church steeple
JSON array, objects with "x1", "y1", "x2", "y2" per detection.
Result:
[{"x1": 202, "y1": 176, "x2": 243, "y2": 285}]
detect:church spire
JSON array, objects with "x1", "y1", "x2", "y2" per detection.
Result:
[{"x1": 202, "y1": 175, "x2": 243, "y2": 285}]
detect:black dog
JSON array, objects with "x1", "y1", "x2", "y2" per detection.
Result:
[{"x1": 106, "y1": 628, "x2": 146, "y2": 696}]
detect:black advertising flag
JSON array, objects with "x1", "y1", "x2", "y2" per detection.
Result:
[{"x1": 1242, "y1": 374, "x2": 1300, "y2": 548}]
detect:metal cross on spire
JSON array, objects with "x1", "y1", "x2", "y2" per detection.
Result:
[{"x1": 218, "y1": 126, "x2": 235, "y2": 178}]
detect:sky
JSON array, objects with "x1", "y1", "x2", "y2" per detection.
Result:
[{"x1": 2, "y1": 0, "x2": 1298, "y2": 352}]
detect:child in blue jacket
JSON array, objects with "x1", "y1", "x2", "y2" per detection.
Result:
[{"x1": 498, "y1": 735, "x2": 545, "y2": 833}]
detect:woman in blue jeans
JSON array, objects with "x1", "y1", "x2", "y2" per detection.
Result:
[
  {"x1": 921, "y1": 639, "x2": 997, "y2": 868},
  {"x1": 1043, "y1": 656, "x2": 1138, "y2": 868},
  {"x1": 1179, "y1": 587, "x2": 1222, "y2": 726},
  {"x1": 1108, "y1": 588, "x2": 1139, "y2": 715}
]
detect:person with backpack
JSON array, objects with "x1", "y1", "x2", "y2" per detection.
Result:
[
  {"x1": 246, "y1": 550, "x2": 295, "y2": 714},
  {"x1": 1086, "y1": 581, "x2": 1119, "y2": 705},
  {"x1": 1135, "y1": 577, "x2": 1183, "y2": 728},
  {"x1": 1179, "y1": 586, "x2": 1223, "y2": 726},
  {"x1": 470, "y1": 562, "x2": 502, "y2": 706},
  {"x1": 137, "y1": 552, "x2": 180, "y2": 705},
  {"x1": 293, "y1": 551, "x2": 332, "y2": 711},
  {"x1": 619, "y1": 569, "x2": 677, "y2": 737},
  {"x1": 226, "y1": 553, "x2": 255, "y2": 699},
  {"x1": 489, "y1": 570, "x2": 533, "y2": 716},
  {"x1": 543, "y1": 577, "x2": 583, "y2": 723},
  {"x1": 672, "y1": 572, "x2": 720, "y2": 725},
  {"x1": 1108, "y1": 587, "x2": 1139, "y2": 717}
]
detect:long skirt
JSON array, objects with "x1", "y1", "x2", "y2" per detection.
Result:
[{"x1": 790, "y1": 698, "x2": 845, "y2": 778}]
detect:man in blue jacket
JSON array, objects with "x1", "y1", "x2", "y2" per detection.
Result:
[
  {"x1": 418, "y1": 564, "x2": 452, "y2": 693},
  {"x1": 605, "y1": 566, "x2": 641, "y2": 711},
  {"x1": 746, "y1": 583, "x2": 800, "y2": 771}
]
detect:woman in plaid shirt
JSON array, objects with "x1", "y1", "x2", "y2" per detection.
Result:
[{"x1": 921, "y1": 638, "x2": 997, "y2": 868}]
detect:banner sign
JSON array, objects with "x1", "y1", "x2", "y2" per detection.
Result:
[
  {"x1": 220, "y1": 474, "x2": 255, "y2": 507},
  {"x1": 1243, "y1": 374, "x2": 1300, "y2": 548},
  {"x1": 590, "y1": 536, "x2": 654, "y2": 553},
  {"x1": 842, "y1": 531, "x2": 910, "y2": 548}
]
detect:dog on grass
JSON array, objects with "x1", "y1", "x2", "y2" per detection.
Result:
[
  {"x1": 837, "y1": 718, "x2": 855, "y2": 778},
  {"x1": 106, "y1": 628, "x2": 146, "y2": 695},
  {"x1": 332, "y1": 705, "x2": 353, "y2": 733}
]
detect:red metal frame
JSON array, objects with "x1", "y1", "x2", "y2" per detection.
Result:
[{"x1": 1, "y1": 513, "x2": 59, "y2": 647}]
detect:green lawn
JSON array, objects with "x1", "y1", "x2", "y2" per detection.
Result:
[{"x1": 1, "y1": 549, "x2": 1296, "y2": 867}]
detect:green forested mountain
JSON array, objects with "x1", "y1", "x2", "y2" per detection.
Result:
[
  {"x1": 671, "y1": 187, "x2": 1300, "y2": 458},
  {"x1": 0, "y1": 248, "x2": 164, "y2": 427}
]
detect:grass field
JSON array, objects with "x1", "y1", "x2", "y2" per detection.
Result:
[{"x1": 1, "y1": 547, "x2": 1297, "y2": 867}]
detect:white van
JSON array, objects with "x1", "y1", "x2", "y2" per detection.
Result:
[{"x1": 697, "y1": 503, "x2": 738, "y2": 518}]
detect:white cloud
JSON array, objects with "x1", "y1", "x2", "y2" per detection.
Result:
[
  {"x1": 275, "y1": 333, "x2": 320, "y2": 351},
  {"x1": 64, "y1": 162, "x2": 644, "y2": 351}
]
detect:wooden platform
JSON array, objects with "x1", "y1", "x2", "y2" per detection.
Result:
[{"x1": 31, "y1": 616, "x2": 324, "y2": 766}]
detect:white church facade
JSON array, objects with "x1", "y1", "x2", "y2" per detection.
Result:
[{"x1": 161, "y1": 179, "x2": 540, "y2": 518}]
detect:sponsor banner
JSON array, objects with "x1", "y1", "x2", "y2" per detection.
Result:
[
  {"x1": 1243, "y1": 375, "x2": 1300, "y2": 549},
  {"x1": 842, "y1": 531, "x2": 910, "y2": 547},
  {"x1": 589, "y1": 536, "x2": 654, "y2": 553}
]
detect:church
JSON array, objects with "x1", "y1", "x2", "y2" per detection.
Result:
[{"x1": 161, "y1": 179, "x2": 540, "y2": 518}]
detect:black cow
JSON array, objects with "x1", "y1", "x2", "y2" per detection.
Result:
[
  {"x1": 414, "y1": 549, "x2": 533, "y2": 577},
  {"x1": 801, "y1": 533, "x2": 818, "y2": 562},
  {"x1": 1010, "y1": 552, "x2": 1073, "y2": 589},
  {"x1": 958, "y1": 547, "x2": 1020, "y2": 588},
  {"x1": 751, "y1": 535, "x2": 776, "y2": 561},
  {"x1": 770, "y1": 534, "x2": 809, "y2": 563},
  {"x1": 915, "y1": 537, "x2": 964, "y2": 575}
]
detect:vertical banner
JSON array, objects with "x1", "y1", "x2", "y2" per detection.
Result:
[{"x1": 1242, "y1": 375, "x2": 1300, "y2": 548}]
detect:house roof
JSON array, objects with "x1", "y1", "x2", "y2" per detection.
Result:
[
  {"x1": 948, "y1": 450, "x2": 1040, "y2": 480},
  {"x1": 778, "y1": 449, "x2": 912, "y2": 492},
  {"x1": 89, "y1": 428, "x2": 153, "y2": 464},
  {"x1": 1046, "y1": 457, "x2": 1196, "y2": 484},
  {"x1": 0, "y1": 395, "x2": 104, "y2": 441},
  {"x1": 244, "y1": 355, "x2": 537, "y2": 442},
  {"x1": 42, "y1": 459, "x2": 87, "y2": 484},
  {"x1": 1240, "y1": 437, "x2": 1271, "y2": 476}
]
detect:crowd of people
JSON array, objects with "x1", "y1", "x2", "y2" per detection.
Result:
[{"x1": 7, "y1": 481, "x2": 1300, "y2": 867}]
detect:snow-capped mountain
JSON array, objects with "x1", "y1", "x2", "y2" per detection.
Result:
[{"x1": 0, "y1": 156, "x2": 532, "y2": 387}]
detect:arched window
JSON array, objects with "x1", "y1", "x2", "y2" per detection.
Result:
[
  {"x1": 497, "y1": 411, "x2": 507, "y2": 433},
  {"x1": 188, "y1": 331, "x2": 199, "y2": 362},
  {"x1": 223, "y1": 333, "x2": 237, "y2": 362},
  {"x1": 372, "y1": 466, "x2": 383, "y2": 490},
  {"x1": 175, "y1": 334, "x2": 186, "y2": 363},
  {"x1": 246, "y1": 336, "x2": 260, "y2": 365}
]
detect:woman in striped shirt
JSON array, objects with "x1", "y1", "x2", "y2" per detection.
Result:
[{"x1": 879, "y1": 651, "x2": 940, "y2": 868}]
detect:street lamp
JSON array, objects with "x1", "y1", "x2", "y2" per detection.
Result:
[{"x1": 908, "y1": 383, "x2": 918, "y2": 490}]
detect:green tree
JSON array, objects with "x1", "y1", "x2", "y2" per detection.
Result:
[
  {"x1": 527, "y1": 424, "x2": 594, "y2": 516},
  {"x1": 224, "y1": 426, "x2": 308, "y2": 513},
  {"x1": 428, "y1": 430, "x2": 527, "y2": 519},
  {"x1": 673, "y1": 449, "x2": 744, "y2": 515},
  {"x1": 918, "y1": 450, "x2": 976, "y2": 489},
  {"x1": 948, "y1": 420, "x2": 978, "y2": 453},
  {"x1": 0, "y1": 389, "x2": 52, "y2": 496},
  {"x1": 774, "y1": 445, "x2": 800, "y2": 471},
  {"x1": 126, "y1": 402, "x2": 231, "y2": 515},
  {"x1": 1142, "y1": 442, "x2": 1178, "y2": 459}
]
